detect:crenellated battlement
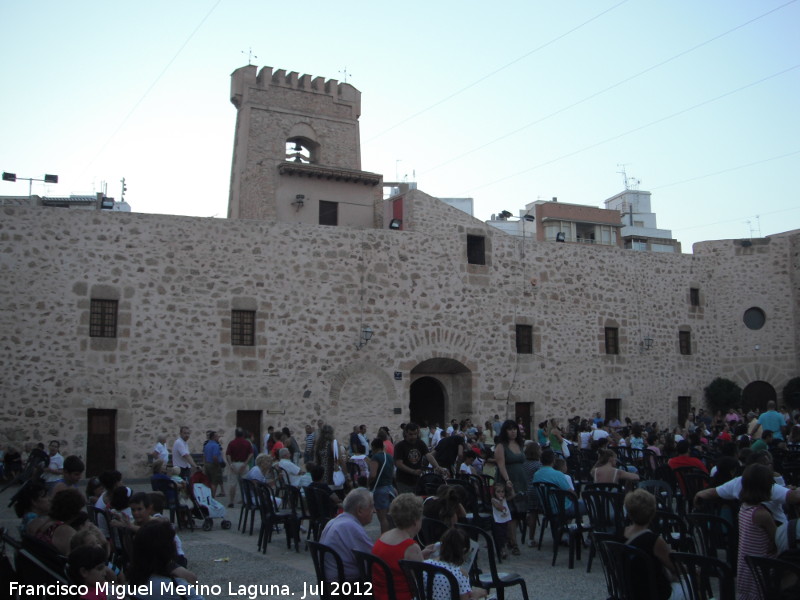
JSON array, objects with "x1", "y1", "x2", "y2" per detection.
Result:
[{"x1": 230, "y1": 64, "x2": 360, "y2": 111}]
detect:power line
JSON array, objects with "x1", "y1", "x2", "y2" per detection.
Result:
[
  {"x1": 650, "y1": 149, "x2": 800, "y2": 190},
  {"x1": 459, "y1": 63, "x2": 800, "y2": 195},
  {"x1": 80, "y1": 0, "x2": 223, "y2": 176},
  {"x1": 672, "y1": 205, "x2": 800, "y2": 234},
  {"x1": 363, "y1": 0, "x2": 630, "y2": 144},
  {"x1": 420, "y1": 0, "x2": 798, "y2": 176}
]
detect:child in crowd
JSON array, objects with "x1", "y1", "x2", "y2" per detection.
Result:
[
  {"x1": 67, "y1": 545, "x2": 110, "y2": 600},
  {"x1": 491, "y1": 480, "x2": 514, "y2": 559},
  {"x1": 12, "y1": 480, "x2": 50, "y2": 535},
  {"x1": 623, "y1": 489, "x2": 684, "y2": 600},
  {"x1": 459, "y1": 451, "x2": 478, "y2": 476},
  {"x1": 108, "y1": 486, "x2": 132, "y2": 525},
  {"x1": 736, "y1": 463, "x2": 778, "y2": 600},
  {"x1": 423, "y1": 527, "x2": 487, "y2": 600}
]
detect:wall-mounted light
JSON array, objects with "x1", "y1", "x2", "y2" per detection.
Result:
[
  {"x1": 355, "y1": 325, "x2": 373, "y2": 350},
  {"x1": 291, "y1": 194, "x2": 305, "y2": 211},
  {"x1": 641, "y1": 337, "x2": 654, "y2": 351},
  {"x1": 389, "y1": 218, "x2": 402, "y2": 230}
]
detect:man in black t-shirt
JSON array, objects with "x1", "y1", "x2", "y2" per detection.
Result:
[
  {"x1": 433, "y1": 431, "x2": 466, "y2": 474},
  {"x1": 394, "y1": 423, "x2": 447, "y2": 494}
]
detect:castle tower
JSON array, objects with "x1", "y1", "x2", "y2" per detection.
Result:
[{"x1": 228, "y1": 65, "x2": 382, "y2": 226}]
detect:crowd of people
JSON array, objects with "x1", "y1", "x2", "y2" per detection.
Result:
[{"x1": 4, "y1": 398, "x2": 800, "y2": 599}]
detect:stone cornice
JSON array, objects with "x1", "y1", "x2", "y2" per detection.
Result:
[{"x1": 277, "y1": 162, "x2": 381, "y2": 186}]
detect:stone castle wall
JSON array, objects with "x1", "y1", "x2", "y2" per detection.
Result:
[{"x1": 0, "y1": 192, "x2": 798, "y2": 475}]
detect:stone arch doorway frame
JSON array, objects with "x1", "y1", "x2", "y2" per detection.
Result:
[
  {"x1": 409, "y1": 357, "x2": 474, "y2": 428},
  {"x1": 741, "y1": 380, "x2": 778, "y2": 414},
  {"x1": 726, "y1": 363, "x2": 791, "y2": 413}
]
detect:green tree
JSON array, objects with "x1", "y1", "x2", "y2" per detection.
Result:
[
  {"x1": 783, "y1": 376, "x2": 800, "y2": 410},
  {"x1": 704, "y1": 377, "x2": 742, "y2": 414}
]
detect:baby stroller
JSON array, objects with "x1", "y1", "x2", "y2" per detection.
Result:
[{"x1": 188, "y1": 471, "x2": 232, "y2": 531}]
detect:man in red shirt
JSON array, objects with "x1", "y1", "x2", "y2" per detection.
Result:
[
  {"x1": 668, "y1": 440, "x2": 708, "y2": 473},
  {"x1": 225, "y1": 428, "x2": 254, "y2": 508}
]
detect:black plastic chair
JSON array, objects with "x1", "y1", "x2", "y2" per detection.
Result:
[
  {"x1": 447, "y1": 478, "x2": 491, "y2": 529},
  {"x1": 456, "y1": 522, "x2": 530, "y2": 600},
  {"x1": 238, "y1": 478, "x2": 260, "y2": 535},
  {"x1": 353, "y1": 550, "x2": 398, "y2": 600},
  {"x1": 582, "y1": 482, "x2": 624, "y2": 494},
  {"x1": 651, "y1": 510, "x2": 694, "y2": 553},
  {"x1": 745, "y1": 554, "x2": 800, "y2": 600},
  {"x1": 581, "y1": 489, "x2": 625, "y2": 573},
  {"x1": 417, "y1": 516, "x2": 449, "y2": 547},
  {"x1": 599, "y1": 540, "x2": 660, "y2": 600},
  {"x1": 398, "y1": 559, "x2": 461, "y2": 600},
  {"x1": 308, "y1": 541, "x2": 345, "y2": 600},
  {"x1": 416, "y1": 472, "x2": 446, "y2": 496},
  {"x1": 533, "y1": 482, "x2": 587, "y2": 568},
  {"x1": 673, "y1": 467, "x2": 709, "y2": 514},
  {"x1": 671, "y1": 551, "x2": 734, "y2": 600},
  {"x1": 256, "y1": 482, "x2": 300, "y2": 553},
  {"x1": 685, "y1": 512, "x2": 737, "y2": 574},
  {"x1": 305, "y1": 485, "x2": 336, "y2": 542},
  {"x1": 637, "y1": 479, "x2": 675, "y2": 513},
  {"x1": 589, "y1": 531, "x2": 625, "y2": 597}
]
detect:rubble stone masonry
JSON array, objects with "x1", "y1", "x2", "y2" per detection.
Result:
[{"x1": 0, "y1": 192, "x2": 798, "y2": 475}]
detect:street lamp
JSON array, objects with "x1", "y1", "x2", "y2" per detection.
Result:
[{"x1": 3, "y1": 171, "x2": 59, "y2": 199}]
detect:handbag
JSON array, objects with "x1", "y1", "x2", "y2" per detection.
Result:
[{"x1": 332, "y1": 440, "x2": 346, "y2": 487}]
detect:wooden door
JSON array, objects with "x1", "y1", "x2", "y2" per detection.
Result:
[{"x1": 86, "y1": 409, "x2": 116, "y2": 476}]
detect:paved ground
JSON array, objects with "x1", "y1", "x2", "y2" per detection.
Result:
[{"x1": 0, "y1": 481, "x2": 608, "y2": 600}]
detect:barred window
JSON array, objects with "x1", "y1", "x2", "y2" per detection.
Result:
[
  {"x1": 90, "y1": 299, "x2": 118, "y2": 338},
  {"x1": 689, "y1": 288, "x2": 700, "y2": 307},
  {"x1": 231, "y1": 310, "x2": 256, "y2": 346},
  {"x1": 679, "y1": 330, "x2": 692, "y2": 355},
  {"x1": 604, "y1": 327, "x2": 619, "y2": 355}
]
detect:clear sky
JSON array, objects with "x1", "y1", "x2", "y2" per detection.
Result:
[{"x1": 1, "y1": 1, "x2": 798, "y2": 252}]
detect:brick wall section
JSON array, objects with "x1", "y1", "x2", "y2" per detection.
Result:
[{"x1": 0, "y1": 198, "x2": 797, "y2": 475}]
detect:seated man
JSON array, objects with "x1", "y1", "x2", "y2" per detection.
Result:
[
  {"x1": 277, "y1": 448, "x2": 310, "y2": 487},
  {"x1": 318, "y1": 488, "x2": 374, "y2": 582},
  {"x1": 533, "y1": 449, "x2": 584, "y2": 518},
  {"x1": 668, "y1": 440, "x2": 708, "y2": 473}
]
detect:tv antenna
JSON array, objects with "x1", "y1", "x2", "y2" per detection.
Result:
[
  {"x1": 616, "y1": 164, "x2": 639, "y2": 190},
  {"x1": 241, "y1": 47, "x2": 258, "y2": 65}
]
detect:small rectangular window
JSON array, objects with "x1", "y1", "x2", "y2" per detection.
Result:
[
  {"x1": 604, "y1": 327, "x2": 619, "y2": 355},
  {"x1": 319, "y1": 200, "x2": 338, "y2": 226},
  {"x1": 90, "y1": 299, "x2": 118, "y2": 338},
  {"x1": 679, "y1": 330, "x2": 692, "y2": 355},
  {"x1": 231, "y1": 310, "x2": 256, "y2": 346},
  {"x1": 690, "y1": 288, "x2": 700, "y2": 306},
  {"x1": 515, "y1": 325, "x2": 533, "y2": 354},
  {"x1": 467, "y1": 235, "x2": 486, "y2": 265}
]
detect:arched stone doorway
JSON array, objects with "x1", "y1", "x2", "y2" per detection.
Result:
[
  {"x1": 409, "y1": 377, "x2": 446, "y2": 429},
  {"x1": 409, "y1": 358, "x2": 473, "y2": 428},
  {"x1": 741, "y1": 380, "x2": 777, "y2": 413}
]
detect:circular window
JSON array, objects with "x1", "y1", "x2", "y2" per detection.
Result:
[{"x1": 743, "y1": 307, "x2": 766, "y2": 330}]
